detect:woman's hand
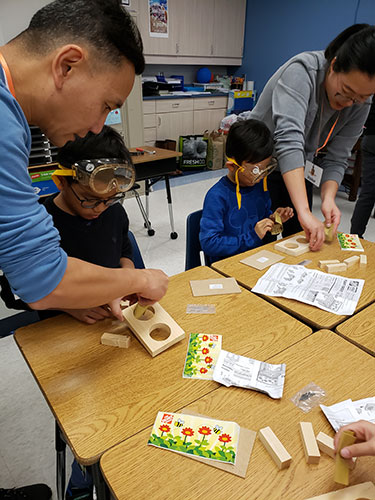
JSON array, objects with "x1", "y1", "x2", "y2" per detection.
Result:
[
  {"x1": 334, "y1": 420, "x2": 375, "y2": 458},
  {"x1": 298, "y1": 209, "x2": 325, "y2": 251}
]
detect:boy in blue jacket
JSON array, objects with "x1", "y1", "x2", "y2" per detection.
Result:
[{"x1": 200, "y1": 119, "x2": 293, "y2": 263}]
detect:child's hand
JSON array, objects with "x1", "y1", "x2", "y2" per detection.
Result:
[
  {"x1": 255, "y1": 218, "x2": 274, "y2": 239},
  {"x1": 275, "y1": 207, "x2": 294, "y2": 223},
  {"x1": 334, "y1": 420, "x2": 375, "y2": 458},
  {"x1": 62, "y1": 306, "x2": 112, "y2": 324}
]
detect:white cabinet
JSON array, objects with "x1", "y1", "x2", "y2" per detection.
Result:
[
  {"x1": 137, "y1": 0, "x2": 177, "y2": 56},
  {"x1": 193, "y1": 96, "x2": 227, "y2": 134},
  {"x1": 155, "y1": 99, "x2": 194, "y2": 144},
  {"x1": 143, "y1": 100, "x2": 157, "y2": 146},
  {"x1": 175, "y1": 0, "x2": 214, "y2": 57},
  {"x1": 213, "y1": 0, "x2": 246, "y2": 58}
]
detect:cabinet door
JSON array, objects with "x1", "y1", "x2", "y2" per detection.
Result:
[
  {"x1": 156, "y1": 111, "x2": 194, "y2": 144},
  {"x1": 193, "y1": 108, "x2": 227, "y2": 135},
  {"x1": 175, "y1": 0, "x2": 214, "y2": 57},
  {"x1": 213, "y1": 0, "x2": 246, "y2": 58},
  {"x1": 137, "y1": 0, "x2": 177, "y2": 55}
]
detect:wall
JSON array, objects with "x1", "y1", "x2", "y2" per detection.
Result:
[
  {"x1": 0, "y1": 1, "x2": 51, "y2": 44},
  {"x1": 238, "y1": 0, "x2": 375, "y2": 95}
]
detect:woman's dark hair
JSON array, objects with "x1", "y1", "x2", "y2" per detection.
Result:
[
  {"x1": 325, "y1": 24, "x2": 375, "y2": 76},
  {"x1": 226, "y1": 119, "x2": 273, "y2": 165},
  {"x1": 57, "y1": 126, "x2": 133, "y2": 183},
  {"x1": 16, "y1": 0, "x2": 144, "y2": 74}
]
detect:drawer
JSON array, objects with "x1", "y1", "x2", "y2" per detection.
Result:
[
  {"x1": 144, "y1": 127, "x2": 156, "y2": 142},
  {"x1": 143, "y1": 100, "x2": 156, "y2": 114},
  {"x1": 156, "y1": 99, "x2": 193, "y2": 113},
  {"x1": 193, "y1": 97, "x2": 228, "y2": 111},
  {"x1": 143, "y1": 113, "x2": 156, "y2": 128}
]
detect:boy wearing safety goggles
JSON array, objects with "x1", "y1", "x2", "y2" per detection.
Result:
[{"x1": 200, "y1": 119, "x2": 293, "y2": 263}]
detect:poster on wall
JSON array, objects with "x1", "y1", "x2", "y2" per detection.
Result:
[{"x1": 149, "y1": 0, "x2": 168, "y2": 38}]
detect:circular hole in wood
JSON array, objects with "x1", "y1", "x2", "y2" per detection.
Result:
[
  {"x1": 149, "y1": 323, "x2": 171, "y2": 342},
  {"x1": 296, "y1": 236, "x2": 308, "y2": 244},
  {"x1": 135, "y1": 306, "x2": 155, "y2": 321},
  {"x1": 285, "y1": 243, "x2": 298, "y2": 249}
]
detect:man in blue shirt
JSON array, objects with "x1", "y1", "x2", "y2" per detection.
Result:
[{"x1": 0, "y1": 1, "x2": 168, "y2": 498}]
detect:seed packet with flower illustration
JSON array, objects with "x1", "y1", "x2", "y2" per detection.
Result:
[
  {"x1": 182, "y1": 333, "x2": 222, "y2": 380},
  {"x1": 148, "y1": 411, "x2": 240, "y2": 464},
  {"x1": 337, "y1": 232, "x2": 364, "y2": 252}
]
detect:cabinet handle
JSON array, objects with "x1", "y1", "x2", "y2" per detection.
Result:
[
  {"x1": 211, "y1": 44, "x2": 214, "y2": 55},
  {"x1": 176, "y1": 43, "x2": 179, "y2": 54},
  {"x1": 172, "y1": 103, "x2": 180, "y2": 108},
  {"x1": 158, "y1": 116, "x2": 161, "y2": 126},
  {"x1": 208, "y1": 100, "x2": 215, "y2": 105}
]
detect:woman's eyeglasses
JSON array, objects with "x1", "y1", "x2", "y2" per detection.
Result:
[{"x1": 69, "y1": 184, "x2": 125, "y2": 209}]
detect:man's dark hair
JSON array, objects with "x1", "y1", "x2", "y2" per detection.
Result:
[
  {"x1": 57, "y1": 126, "x2": 133, "y2": 184},
  {"x1": 226, "y1": 119, "x2": 273, "y2": 165},
  {"x1": 16, "y1": 0, "x2": 144, "y2": 74},
  {"x1": 325, "y1": 24, "x2": 375, "y2": 77}
]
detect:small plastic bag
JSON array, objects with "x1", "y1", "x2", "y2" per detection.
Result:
[{"x1": 290, "y1": 382, "x2": 326, "y2": 413}]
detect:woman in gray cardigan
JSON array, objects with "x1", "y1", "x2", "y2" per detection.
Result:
[{"x1": 250, "y1": 24, "x2": 375, "y2": 250}]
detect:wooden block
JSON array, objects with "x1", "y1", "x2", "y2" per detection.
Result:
[
  {"x1": 134, "y1": 303, "x2": 149, "y2": 319},
  {"x1": 318, "y1": 259, "x2": 340, "y2": 269},
  {"x1": 326, "y1": 263, "x2": 347, "y2": 274},
  {"x1": 334, "y1": 430, "x2": 356, "y2": 486},
  {"x1": 101, "y1": 332, "x2": 131, "y2": 348},
  {"x1": 270, "y1": 211, "x2": 283, "y2": 235},
  {"x1": 324, "y1": 225, "x2": 334, "y2": 243},
  {"x1": 316, "y1": 431, "x2": 335, "y2": 458},
  {"x1": 300, "y1": 422, "x2": 320, "y2": 464},
  {"x1": 258, "y1": 426, "x2": 292, "y2": 470},
  {"x1": 304, "y1": 481, "x2": 375, "y2": 500},
  {"x1": 360, "y1": 254, "x2": 367, "y2": 267},
  {"x1": 343, "y1": 255, "x2": 360, "y2": 268},
  {"x1": 274, "y1": 235, "x2": 310, "y2": 257},
  {"x1": 122, "y1": 302, "x2": 185, "y2": 357},
  {"x1": 240, "y1": 250, "x2": 284, "y2": 271}
]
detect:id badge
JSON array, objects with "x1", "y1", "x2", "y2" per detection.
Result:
[{"x1": 304, "y1": 160, "x2": 323, "y2": 187}]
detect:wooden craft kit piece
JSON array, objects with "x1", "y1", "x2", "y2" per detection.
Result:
[
  {"x1": 360, "y1": 254, "x2": 367, "y2": 267},
  {"x1": 189, "y1": 277, "x2": 241, "y2": 297},
  {"x1": 122, "y1": 302, "x2": 185, "y2": 357},
  {"x1": 304, "y1": 481, "x2": 375, "y2": 500},
  {"x1": 299, "y1": 422, "x2": 320, "y2": 464},
  {"x1": 240, "y1": 249, "x2": 284, "y2": 271},
  {"x1": 316, "y1": 431, "x2": 335, "y2": 458},
  {"x1": 318, "y1": 259, "x2": 340, "y2": 270},
  {"x1": 274, "y1": 235, "x2": 310, "y2": 257},
  {"x1": 326, "y1": 262, "x2": 347, "y2": 274},
  {"x1": 100, "y1": 332, "x2": 131, "y2": 348},
  {"x1": 134, "y1": 303, "x2": 149, "y2": 319},
  {"x1": 324, "y1": 224, "x2": 334, "y2": 242},
  {"x1": 334, "y1": 430, "x2": 356, "y2": 486},
  {"x1": 270, "y1": 211, "x2": 283, "y2": 235},
  {"x1": 258, "y1": 426, "x2": 292, "y2": 470},
  {"x1": 343, "y1": 255, "x2": 360, "y2": 268}
]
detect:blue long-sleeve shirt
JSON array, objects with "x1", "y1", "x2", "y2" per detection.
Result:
[
  {"x1": 200, "y1": 175, "x2": 272, "y2": 262},
  {"x1": 0, "y1": 64, "x2": 67, "y2": 303}
]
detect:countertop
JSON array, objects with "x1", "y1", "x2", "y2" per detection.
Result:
[{"x1": 143, "y1": 92, "x2": 228, "y2": 100}]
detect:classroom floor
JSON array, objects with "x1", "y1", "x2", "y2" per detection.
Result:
[{"x1": 1, "y1": 168, "x2": 375, "y2": 498}]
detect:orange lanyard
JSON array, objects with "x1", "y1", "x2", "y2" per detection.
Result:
[
  {"x1": 0, "y1": 52, "x2": 16, "y2": 98},
  {"x1": 315, "y1": 102, "x2": 340, "y2": 156}
]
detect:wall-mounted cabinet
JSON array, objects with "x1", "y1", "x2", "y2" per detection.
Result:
[{"x1": 135, "y1": 0, "x2": 246, "y2": 65}]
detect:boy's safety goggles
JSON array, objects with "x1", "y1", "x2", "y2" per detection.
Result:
[{"x1": 52, "y1": 158, "x2": 136, "y2": 194}]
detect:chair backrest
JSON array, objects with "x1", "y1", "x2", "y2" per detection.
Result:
[
  {"x1": 128, "y1": 230, "x2": 145, "y2": 269},
  {"x1": 185, "y1": 209, "x2": 205, "y2": 271}
]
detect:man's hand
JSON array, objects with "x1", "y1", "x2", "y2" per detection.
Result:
[
  {"x1": 274, "y1": 207, "x2": 294, "y2": 223},
  {"x1": 298, "y1": 209, "x2": 325, "y2": 251},
  {"x1": 321, "y1": 197, "x2": 341, "y2": 234},
  {"x1": 137, "y1": 269, "x2": 169, "y2": 306},
  {"x1": 62, "y1": 306, "x2": 112, "y2": 324},
  {"x1": 255, "y1": 218, "x2": 274, "y2": 239},
  {"x1": 334, "y1": 420, "x2": 375, "y2": 458}
]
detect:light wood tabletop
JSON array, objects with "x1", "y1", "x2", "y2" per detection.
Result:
[
  {"x1": 212, "y1": 232, "x2": 375, "y2": 330},
  {"x1": 336, "y1": 301, "x2": 375, "y2": 356},
  {"x1": 130, "y1": 146, "x2": 182, "y2": 164},
  {"x1": 14, "y1": 266, "x2": 311, "y2": 466},
  {"x1": 100, "y1": 330, "x2": 375, "y2": 500}
]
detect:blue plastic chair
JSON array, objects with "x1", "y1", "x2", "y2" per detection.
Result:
[
  {"x1": 128, "y1": 230, "x2": 145, "y2": 269},
  {"x1": 185, "y1": 210, "x2": 206, "y2": 270}
]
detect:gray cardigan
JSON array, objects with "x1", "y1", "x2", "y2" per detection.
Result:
[{"x1": 251, "y1": 50, "x2": 371, "y2": 186}]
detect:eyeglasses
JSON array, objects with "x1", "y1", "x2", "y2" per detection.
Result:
[{"x1": 69, "y1": 183, "x2": 125, "y2": 209}]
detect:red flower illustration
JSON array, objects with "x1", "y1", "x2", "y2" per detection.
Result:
[
  {"x1": 198, "y1": 426, "x2": 212, "y2": 436},
  {"x1": 181, "y1": 427, "x2": 194, "y2": 437},
  {"x1": 200, "y1": 367, "x2": 208, "y2": 374},
  {"x1": 205, "y1": 356, "x2": 213, "y2": 364},
  {"x1": 219, "y1": 433, "x2": 232, "y2": 444},
  {"x1": 159, "y1": 424, "x2": 170, "y2": 435},
  {"x1": 202, "y1": 335, "x2": 209, "y2": 341},
  {"x1": 202, "y1": 347, "x2": 209, "y2": 354}
]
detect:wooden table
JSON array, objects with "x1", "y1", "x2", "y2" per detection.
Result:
[
  {"x1": 130, "y1": 146, "x2": 182, "y2": 238},
  {"x1": 14, "y1": 266, "x2": 310, "y2": 467},
  {"x1": 100, "y1": 330, "x2": 375, "y2": 500},
  {"x1": 336, "y1": 301, "x2": 375, "y2": 356},
  {"x1": 212, "y1": 232, "x2": 375, "y2": 330}
]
